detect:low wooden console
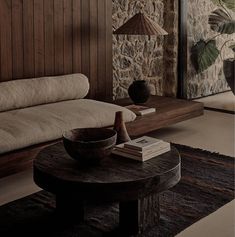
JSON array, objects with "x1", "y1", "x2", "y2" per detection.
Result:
[{"x1": 115, "y1": 96, "x2": 204, "y2": 137}]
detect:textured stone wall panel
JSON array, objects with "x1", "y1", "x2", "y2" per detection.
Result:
[
  {"x1": 163, "y1": 0, "x2": 178, "y2": 97},
  {"x1": 113, "y1": 0, "x2": 178, "y2": 99}
]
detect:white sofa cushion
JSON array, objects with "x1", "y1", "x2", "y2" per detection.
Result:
[
  {"x1": 0, "y1": 73, "x2": 89, "y2": 112},
  {"x1": 0, "y1": 99, "x2": 136, "y2": 154}
]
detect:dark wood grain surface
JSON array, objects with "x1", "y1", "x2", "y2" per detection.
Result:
[
  {"x1": 33, "y1": 142, "x2": 181, "y2": 202},
  {"x1": 33, "y1": 142, "x2": 181, "y2": 234},
  {"x1": 0, "y1": 140, "x2": 59, "y2": 178},
  {"x1": 116, "y1": 96, "x2": 204, "y2": 137},
  {"x1": 0, "y1": 0, "x2": 112, "y2": 101}
]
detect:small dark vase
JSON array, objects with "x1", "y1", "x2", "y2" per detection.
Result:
[
  {"x1": 128, "y1": 80, "x2": 150, "y2": 104},
  {"x1": 223, "y1": 59, "x2": 235, "y2": 95},
  {"x1": 113, "y1": 111, "x2": 131, "y2": 145}
]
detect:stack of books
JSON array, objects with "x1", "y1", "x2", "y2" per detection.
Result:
[
  {"x1": 112, "y1": 136, "x2": 171, "y2": 162},
  {"x1": 125, "y1": 104, "x2": 156, "y2": 116}
]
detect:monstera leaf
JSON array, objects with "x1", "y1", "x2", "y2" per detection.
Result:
[
  {"x1": 191, "y1": 40, "x2": 220, "y2": 73},
  {"x1": 209, "y1": 9, "x2": 235, "y2": 34},
  {"x1": 211, "y1": 0, "x2": 235, "y2": 12}
]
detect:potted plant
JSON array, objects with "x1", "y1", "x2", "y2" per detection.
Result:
[
  {"x1": 191, "y1": 0, "x2": 235, "y2": 94},
  {"x1": 223, "y1": 45, "x2": 235, "y2": 94}
]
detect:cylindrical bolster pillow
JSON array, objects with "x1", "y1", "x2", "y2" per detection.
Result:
[{"x1": 0, "y1": 73, "x2": 90, "y2": 112}]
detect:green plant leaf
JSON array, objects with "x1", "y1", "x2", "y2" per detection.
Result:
[
  {"x1": 191, "y1": 40, "x2": 220, "y2": 73},
  {"x1": 209, "y1": 9, "x2": 235, "y2": 34},
  {"x1": 229, "y1": 44, "x2": 235, "y2": 52},
  {"x1": 211, "y1": 0, "x2": 235, "y2": 12}
]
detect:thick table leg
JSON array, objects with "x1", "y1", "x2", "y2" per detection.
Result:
[
  {"x1": 56, "y1": 194, "x2": 84, "y2": 223},
  {"x1": 119, "y1": 193, "x2": 160, "y2": 235}
]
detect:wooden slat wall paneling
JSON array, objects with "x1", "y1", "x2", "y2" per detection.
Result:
[
  {"x1": 23, "y1": 0, "x2": 34, "y2": 77},
  {"x1": 44, "y1": 0, "x2": 54, "y2": 75},
  {"x1": 97, "y1": 0, "x2": 106, "y2": 99},
  {"x1": 12, "y1": 0, "x2": 23, "y2": 79},
  {"x1": 89, "y1": 0, "x2": 98, "y2": 98},
  {"x1": 72, "y1": 0, "x2": 81, "y2": 73},
  {"x1": 0, "y1": 0, "x2": 113, "y2": 100},
  {"x1": 34, "y1": 0, "x2": 44, "y2": 77},
  {"x1": 54, "y1": 0, "x2": 64, "y2": 75},
  {"x1": 0, "y1": 12, "x2": 2, "y2": 82},
  {"x1": 63, "y1": 0, "x2": 73, "y2": 74},
  {"x1": 0, "y1": 0, "x2": 12, "y2": 81},
  {"x1": 0, "y1": 14, "x2": 2, "y2": 82},
  {"x1": 105, "y1": 0, "x2": 113, "y2": 99},
  {"x1": 81, "y1": 0, "x2": 90, "y2": 91}
]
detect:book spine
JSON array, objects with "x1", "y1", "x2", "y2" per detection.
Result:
[
  {"x1": 139, "y1": 108, "x2": 156, "y2": 115},
  {"x1": 112, "y1": 146, "x2": 171, "y2": 161},
  {"x1": 142, "y1": 147, "x2": 171, "y2": 161},
  {"x1": 124, "y1": 141, "x2": 169, "y2": 152},
  {"x1": 115, "y1": 147, "x2": 143, "y2": 157},
  {"x1": 116, "y1": 143, "x2": 170, "y2": 157},
  {"x1": 142, "y1": 143, "x2": 170, "y2": 153},
  {"x1": 112, "y1": 149, "x2": 142, "y2": 161}
]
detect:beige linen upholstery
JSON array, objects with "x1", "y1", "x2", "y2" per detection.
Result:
[
  {"x1": 0, "y1": 74, "x2": 89, "y2": 112},
  {"x1": 0, "y1": 99, "x2": 136, "y2": 154}
]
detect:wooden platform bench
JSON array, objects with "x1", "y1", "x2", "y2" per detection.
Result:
[
  {"x1": 116, "y1": 96, "x2": 204, "y2": 137},
  {"x1": 0, "y1": 95, "x2": 203, "y2": 179}
]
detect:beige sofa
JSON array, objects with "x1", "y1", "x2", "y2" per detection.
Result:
[{"x1": 0, "y1": 74, "x2": 136, "y2": 176}]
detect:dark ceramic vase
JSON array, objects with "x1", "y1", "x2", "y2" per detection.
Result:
[
  {"x1": 223, "y1": 59, "x2": 235, "y2": 95},
  {"x1": 113, "y1": 111, "x2": 131, "y2": 145},
  {"x1": 128, "y1": 80, "x2": 150, "y2": 104}
]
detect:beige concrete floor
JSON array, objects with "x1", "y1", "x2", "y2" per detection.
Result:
[
  {"x1": 0, "y1": 169, "x2": 40, "y2": 206},
  {"x1": 149, "y1": 110, "x2": 235, "y2": 157},
  {"x1": 176, "y1": 200, "x2": 235, "y2": 237},
  {"x1": 0, "y1": 109, "x2": 234, "y2": 236},
  {"x1": 196, "y1": 91, "x2": 235, "y2": 112}
]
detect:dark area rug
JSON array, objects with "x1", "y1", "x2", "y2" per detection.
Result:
[{"x1": 0, "y1": 144, "x2": 234, "y2": 237}]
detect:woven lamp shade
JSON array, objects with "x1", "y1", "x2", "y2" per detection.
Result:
[{"x1": 113, "y1": 12, "x2": 168, "y2": 36}]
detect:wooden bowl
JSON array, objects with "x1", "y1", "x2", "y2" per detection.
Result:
[{"x1": 63, "y1": 128, "x2": 117, "y2": 165}]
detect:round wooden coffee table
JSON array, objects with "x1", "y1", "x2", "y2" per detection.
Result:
[{"x1": 33, "y1": 142, "x2": 181, "y2": 235}]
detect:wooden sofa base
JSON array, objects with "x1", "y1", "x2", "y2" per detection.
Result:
[
  {"x1": 0, "y1": 140, "x2": 60, "y2": 179},
  {"x1": 0, "y1": 96, "x2": 203, "y2": 179}
]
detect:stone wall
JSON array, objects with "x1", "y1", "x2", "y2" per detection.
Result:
[
  {"x1": 163, "y1": 0, "x2": 179, "y2": 97},
  {"x1": 186, "y1": 0, "x2": 233, "y2": 99},
  {"x1": 112, "y1": 0, "x2": 178, "y2": 99}
]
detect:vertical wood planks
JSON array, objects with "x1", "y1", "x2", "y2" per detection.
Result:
[
  {"x1": 72, "y1": 0, "x2": 81, "y2": 73},
  {"x1": 97, "y1": 0, "x2": 106, "y2": 99},
  {"x1": 34, "y1": 0, "x2": 44, "y2": 77},
  {"x1": 23, "y1": 0, "x2": 34, "y2": 77},
  {"x1": 105, "y1": 0, "x2": 113, "y2": 99},
  {"x1": 54, "y1": 0, "x2": 64, "y2": 75},
  {"x1": 89, "y1": 0, "x2": 98, "y2": 98},
  {"x1": 12, "y1": 0, "x2": 23, "y2": 79},
  {"x1": 0, "y1": 0, "x2": 12, "y2": 81},
  {"x1": 44, "y1": 0, "x2": 54, "y2": 75},
  {"x1": 0, "y1": 0, "x2": 113, "y2": 100},
  {"x1": 80, "y1": 0, "x2": 90, "y2": 81},
  {"x1": 63, "y1": 0, "x2": 73, "y2": 74}
]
